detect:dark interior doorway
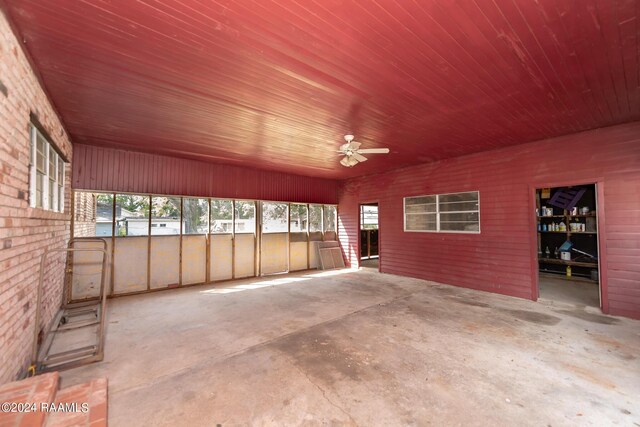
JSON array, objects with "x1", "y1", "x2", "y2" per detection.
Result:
[
  {"x1": 536, "y1": 184, "x2": 600, "y2": 308},
  {"x1": 360, "y1": 203, "x2": 379, "y2": 269}
]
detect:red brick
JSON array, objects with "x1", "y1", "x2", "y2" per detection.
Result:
[{"x1": 0, "y1": 10, "x2": 72, "y2": 383}]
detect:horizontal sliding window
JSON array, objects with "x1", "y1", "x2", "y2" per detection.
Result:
[{"x1": 404, "y1": 191, "x2": 479, "y2": 233}]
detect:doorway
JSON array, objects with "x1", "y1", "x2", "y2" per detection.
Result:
[
  {"x1": 360, "y1": 203, "x2": 379, "y2": 269},
  {"x1": 535, "y1": 184, "x2": 601, "y2": 308}
]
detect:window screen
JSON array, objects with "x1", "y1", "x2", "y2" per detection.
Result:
[{"x1": 404, "y1": 192, "x2": 479, "y2": 233}]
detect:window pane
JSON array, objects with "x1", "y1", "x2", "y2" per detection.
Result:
[
  {"x1": 36, "y1": 174, "x2": 43, "y2": 208},
  {"x1": 290, "y1": 204, "x2": 308, "y2": 232},
  {"x1": 73, "y1": 192, "x2": 112, "y2": 237},
  {"x1": 58, "y1": 158, "x2": 64, "y2": 182},
  {"x1": 182, "y1": 198, "x2": 208, "y2": 234},
  {"x1": 438, "y1": 192, "x2": 477, "y2": 203},
  {"x1": 262, "y1": 202, "x2": 288, "y2": 233},
  {"x1": 440, "y1": 221, "x2": 479, "y2": 232},
  {"x1": 211, "y1": 199, "x2": 233, "y2": 233},
  {"x1": 309, "y1": 205, "x2": 322, "y2": 232},
  {"x1": 440, "y1": 212, "x2": 479, "y2": 223},
  {"x1": 151, "y1": 196, "x2": 181, "y2": 235},
  {"x1": 323, "y1": 205, "x2": 336, "y2": 232},
  {"x1": 49, "y1": 148, "x2": 56, "y2": 177},
  {"x1": 115, "y1": 194, "x2": 149, "y2": 236},
  {"x1": 439, "y1": 201, "x2": 479, "y2": 212},
  {"x1": 361, "y1": 205, "x2": 378, "y2": 230},
  {"x1": 405, "y1": 196, "x2": 436, "y2": 213},
  {"x1": 405, "y1": 213, "x2": 437, "y2": 231},
  {"x1": 234, "y1": 200, "x2": 255, "y2": 234},
  {"x1": 49, "y1": 179, "x2": 55, "y2": 210},
  {"x1": 58, "y1": 185, "x2": 64, "y2": 212},
  {"x1": 96, "y1": 194, "x2": 113, "y2": 236},
  {"x1": 36, "y1": 135, "x2": 46, "y2": 173}
]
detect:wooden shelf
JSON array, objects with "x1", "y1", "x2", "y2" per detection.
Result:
[
  {"x1": 538, "y1": 258, "x2": 598, "y2": 268},
  {"x1": 537, "y1": 214, "x2": 596, "y2": 219},
  {"x1": 538, "y1": 231, "x2": 597, "y2": 235}
]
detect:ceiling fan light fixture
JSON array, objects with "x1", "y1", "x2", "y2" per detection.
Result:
[{"x1": 340, "y1": 156, "x2": 359, "y2": 167}]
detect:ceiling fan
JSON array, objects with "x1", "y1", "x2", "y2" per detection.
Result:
[{"x1": 338, "y1": 135, "x2": 390, "y2": 167}]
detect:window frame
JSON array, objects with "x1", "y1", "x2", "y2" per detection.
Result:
[
  {"x1": 403, "y1": 191, "x2": 480, "y2": 234},
  {"x1": 29, "y1": 124, "x2": 66, "y2": 213}
]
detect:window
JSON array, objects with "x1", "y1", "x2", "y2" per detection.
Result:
[
  {"x1": 210, "y1": 199, "x2": 233, "y2": 233},
  {"x1": 404, "y1": 191, "x2": 479, "y2": 233},
  {"x1": 73, "y1": 191, "x2": 113, "y2": 238},
  {"x1": 289, "y1": 204, "x2": 308, "y2": 232},
  {"x1": 115, "y1": 194, "x2": 150, "y2": 236},
  {"x1": 323, "y1": 205, "x2": 337, "y2": 232},
  {"x1": 360, "y1": 205, "x2": 378, "y2": 230},
  {"x1": 309, "y1": 205, "x2": 323, "y2": 232},
  {"x1": 29, "y1": 125, "x2": 66, "y2": 212},
  {"x1": 182, "y1": 198, "x2": 208, "y2": 234},
  {"x1": 262, "y1": 202, "x2": 288, "y2": 233},
  {"x1": 151, "y1": 196, "x2": 181, "y2": 235},
  {"x1": 234, "y1": 200, "x2": 256, "y2": 234}
]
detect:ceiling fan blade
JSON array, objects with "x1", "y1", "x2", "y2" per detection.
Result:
[
  {"x1": 340, "y1": 156, "x2": 353, "y2": 167},
  {"x1": 352, "y1": 152, "x2": 368, "y2": 162},
  {"x1": 348, "y1": 141, "x2": 361, "y2": 151},
  {"x1": 357, "y1": 148, "x2": 389, "y2": 154},
  {"x1": 339, "y1": 143, "x2": 350, "y2": 152}
]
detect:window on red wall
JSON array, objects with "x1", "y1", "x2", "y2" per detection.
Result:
[{"x1": 404, "y1": 191, "x2": 479, "y2": 233}]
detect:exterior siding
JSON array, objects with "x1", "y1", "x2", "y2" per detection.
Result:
[
  {"x1": 338, "y1": 122, "x2": 640, "y2": 319},
  {"x1": 0, "y1": 11, "x2": 73, "y2": 383},
  {"x1": 72, "y1": 144, "x2": 339, "y2": 204}
]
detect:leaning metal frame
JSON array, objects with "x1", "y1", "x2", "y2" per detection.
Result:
[{"x1": 31, "y1": 241, "x2": 109, "y2": 373}]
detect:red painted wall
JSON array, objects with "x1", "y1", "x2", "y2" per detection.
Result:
[
  {"x1": 338, "y1": 122, "x2": 640, "y2": 319},
  {"x1": 73, "y1": 144, "x2": 338, "y2": 204}
]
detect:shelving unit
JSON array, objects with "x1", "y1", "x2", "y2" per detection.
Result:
[{"x1": 536, "y1": 186, "x2": 599, "y2": 279}]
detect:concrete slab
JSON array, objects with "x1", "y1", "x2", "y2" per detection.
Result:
[
  {"x1": 539, "y1": 273, "x2": 600, "y2": 308},
  {"x1": 59, "y1": 269, "x2": 640, "y2": 426}
]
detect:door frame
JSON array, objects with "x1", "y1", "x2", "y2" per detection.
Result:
[
  {"x1": 358, "y1": 200, "x2": 381, "y2": 272},
  {"x1": 528, "y1": 179, "x2": 608, "y2": 313}
]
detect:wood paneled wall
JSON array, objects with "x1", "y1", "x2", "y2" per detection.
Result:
[
  {"x1": 72, "y1": 144, "x2": 338, "y2": 204},
  {"x1": 338, "y1": 122, "x2": 640, "y2": 319}
]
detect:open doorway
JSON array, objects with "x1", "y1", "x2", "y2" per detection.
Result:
[
  {"x1": 536, "y1": 184, "x2": 600, "y2": 308},
  {"x1": 359, "y1": 203, "x2": 379, "y2": 270}
]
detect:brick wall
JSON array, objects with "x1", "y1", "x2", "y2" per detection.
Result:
[
  {"x1": 0, "y1": 10, "x2": 73, "y2": 383},
  {"x1": 73, "y1": 192, "x2": 97, "y2": 238}
]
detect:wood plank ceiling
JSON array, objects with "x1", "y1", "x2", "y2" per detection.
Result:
[{"x1": 4, "y1": 0, "x2": 639, "y2": 179}]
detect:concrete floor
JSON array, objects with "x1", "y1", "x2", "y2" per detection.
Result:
[
  {"x1": 539, "y1": 273, "x2": 601, "y2": 308},
  {"x1": 59, "y1": 269, "x2": 640, "y2": 426},
  {"x1": 359, "y1": 258, "x2": 379, "y2": 270}
]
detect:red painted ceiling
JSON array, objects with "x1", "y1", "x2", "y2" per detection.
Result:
[{"x1": 4, "y1": 0, "x2": 639, "y2": 179}]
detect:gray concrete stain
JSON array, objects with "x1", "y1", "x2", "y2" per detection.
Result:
[
  {"x1": 501, "y1": 308, "x2": 562, "y2": 325},
  {"x1": 558, "y1": 309, "x2": 620, "y2": 325}
]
